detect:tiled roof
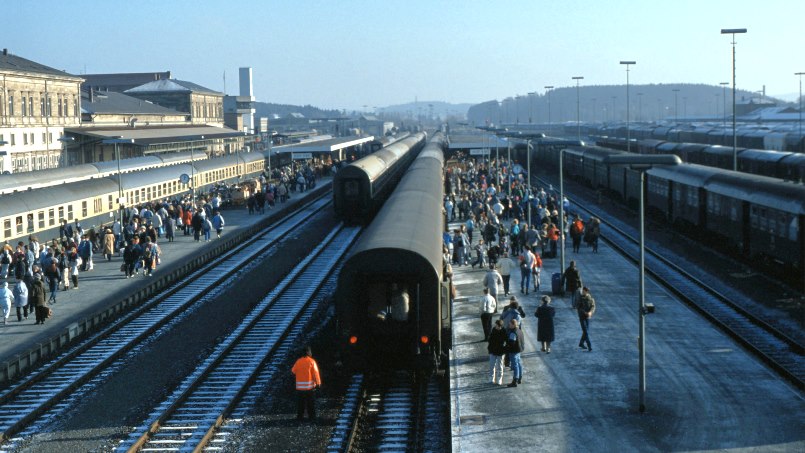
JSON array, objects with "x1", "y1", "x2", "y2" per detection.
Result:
[
  {"x1": 0, "y1": 50, "x2": 81, "y2": 79},
  {"x1": 125, "y1": 79, "x2": 222, "y2": 96}
]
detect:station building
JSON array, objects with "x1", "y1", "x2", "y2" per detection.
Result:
[{"x1": 0, "y1": 48, "x2": 83, "y2": 173}]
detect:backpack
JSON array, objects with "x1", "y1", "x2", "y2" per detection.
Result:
[
  {"x1": 143, "y1": 246, "x2": 152, "y2": 260},
  {"x1": 0, "y1": 253, "x2": 9, "y2": 264}
]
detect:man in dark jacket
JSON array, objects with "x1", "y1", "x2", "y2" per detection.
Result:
[
  {"x1": 123, "y1": 238, "x2": 142, "y2": 279},
  {"x1": 505, "y1": 318, "x2": 525, "y2": 387},
  {"x1": 575, "y1": 287, "x2": 596, "y2": 352},
  {"x1": 487, "y1": 319, "x2": 507, "y2": 385}
]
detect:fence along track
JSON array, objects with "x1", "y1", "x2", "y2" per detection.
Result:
[
  {"x1": 0, "y1": 196, "x2": 331, "y2": 446},
  {"x1": 116, "y1": 225, "x2": 360, "y2": 452}
]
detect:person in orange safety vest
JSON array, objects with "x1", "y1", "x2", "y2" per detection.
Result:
[{"x1": 292, "y1": 346, "x2": 321, "y2": 421}]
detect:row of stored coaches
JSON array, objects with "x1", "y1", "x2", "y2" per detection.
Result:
[
  {"x1": 543, "y1": 144, "x2": 805, "y2": 283},
  {"x1": 596, "y1": 136, "x2": 805, "y2": 183},
  {"x1": 332, "y1": 132, "x2": 426, "y2": 223},
  {"x1": 0, "y1": 153, "x2": 264, "y2": 243},
  {"x1": 336, "y1": 134, "x2": 451, "y2": 373}
]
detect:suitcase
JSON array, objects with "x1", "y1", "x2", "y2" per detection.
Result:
[{"x1": 551, "y1": 273, "x2": 562, "y2": 295}]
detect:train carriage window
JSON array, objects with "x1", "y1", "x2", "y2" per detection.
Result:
[
  {"x1": 49, "y1": 209, "x2": 55, "y2": 226},
  {"x1": 686, "y1": 189, "x2": 698, "y2": 208},
  {"x1": 3, "y1": 219, "x2": 10, "y2": 239},
  {"x1": 146, "y1": 187, "x2": 151, "y2": 200},
  {"x1": 67, "y1": 205, "x2": 73, "y2": 221},
  {"x1": 16, "y1": 216, "x2": 23, "y2": 235},
  {"x1": 26, "y1": 214, "x2": 34, "y2": 232},
  {"x1": 38, "y1": 211, "x2": 45, "y2": 229},
  {"x1": 82, "y1": 201, "x2": 88, "y2": 217},
  {"x1": 108, "y1": 195, "x2": 113, "y2": 210},
  {"x1": 728, "y1": 202, "x2": 738, "y2": 222},
  {"x1": 58, "y1": 207, "x2": 64, "y2": 223}
]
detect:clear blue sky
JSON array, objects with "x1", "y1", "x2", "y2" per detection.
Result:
[{"x1": 6, "y1": 0, "x2": 804, "y2": 110}]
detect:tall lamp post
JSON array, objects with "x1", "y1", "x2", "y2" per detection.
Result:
[
  {"x1": 637, "y1": 93, "x2": 644, "y2": 122},
  {"x1": 102, "y1": 137, "x2": 134, "y2": 224},
  {"x1": 604, "y1": 154, "x2": 682, "y2": 414},
  {"x1": 526, "y1": 139, "x2": 532, "y2": 226},
  {"x1": 0, "y1": 140, "x2": 8, "y2": 174},
  {"x1": 620, "y1": 61, "x2": 636, "y2": 153},
  {"x1": 672, "y1": 89, "x2": 680, "y2": 123},
  {"x1": 796, "y1": 72, "x2": 804, "y2": 141},
  {"x1": 528, "y1": 92, "x2": 537, "y2": 124},
  {"x1": 559, "y1": 148, "x2": 567, "y2": 275},
  {"x1": 719, "y1": 82, "x2": 729, "y2": 130},
  {"x1": 721, "y1": 28, "x2": 748, "y2": 171},
  {"x1": 572, "y1": 76, "x2": 584, "y2": 140},
  {"x1": 57, "y1": 136, "x2": 75, "y2": 169},
  {"x1": 544, "y1": 86, "x2": 554, "y2": 135}
]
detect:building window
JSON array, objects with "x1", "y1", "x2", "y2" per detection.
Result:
[
  {"x1": 8, "y1": 95, "x2": 13, "y2": 116},
  {"x1": 49, "y1": 133, "x2": 53, "y2": 143},
  {"x1": 58, "y1": 98, "x2": 63, "y2": 117},
  {"x1": 28, "y1": 97, "x2": 33, "y2": 117},
  {"x1": 23, "y1": 134, "x2": 28, "y2": 145},
  {"x1": 9, "y1": 134, "x2": 14, "y2": 146},
  {"x1": 40, "y1": 96, "x2": 45, "y2": 116},
  {"x1": 73, "y1": 96, "x2": 78, "y2": 117},
  {"x1": 42, "y1": 133, "x2": 47, "y2": 143},
  {"x1": 21, "y1": 96, "x2": 27, "y2": 116},
  {"x1": 47, "y1": 97, "x2": 52, "y2": 116},
  {"x1": 30, "y1": 133, "x2": 34, "y2": 144}
]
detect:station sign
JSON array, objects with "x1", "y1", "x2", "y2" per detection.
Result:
[
  {"x1": 470, "y1": 148, "x2": 490, "y2": 156},
  {"x1": 292, "y1": 153, "x2": 313, "y2": 160}
]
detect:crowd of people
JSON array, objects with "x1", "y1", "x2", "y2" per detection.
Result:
[
  {"x1": 442, "y1": 152, "x2": 601, "y2": 388},
  {"x1": 0, "y1": 165, "x2": 322, "y2": 327}
]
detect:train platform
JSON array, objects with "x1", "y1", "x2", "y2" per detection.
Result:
[
  {"x1": 448, "y1": 221, "x2": 805, "y2": 452},
  {"x1": 0, "y1": 179, "x2": 331, "y2": 386}
]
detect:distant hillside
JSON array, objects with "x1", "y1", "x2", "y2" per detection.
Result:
[
  {"x1": 254, "y1": 102, "x2": 341, "y2": 119},
  {"x1": 383, "y1": 101, "x2": 471, "y2": 118},
  {"x1": 467, "y1": 83, "x2": 788, "y2": 126}
]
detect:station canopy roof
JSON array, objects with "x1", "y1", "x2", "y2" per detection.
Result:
[
  {"x1": 447, "y1": 134, "x2": 509, "y2": 150},
  {"x1": 65, "y1": 125, "x2": 246, "y2": 146},
  {"x1": 273, "y1": 135, "x2": 374, "y2": 153}
]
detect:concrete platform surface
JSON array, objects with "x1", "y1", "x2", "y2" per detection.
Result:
[
  {"x1": 0, "y1": 180, "x2": 330, "y2": 384},
  {"x1": 449, "y1": 223, "x2": 805, "y2": 452}
]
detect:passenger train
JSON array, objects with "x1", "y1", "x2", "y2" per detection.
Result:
[
  {"x1": 529, "y1": 143, "x2": 805, "y2": 288},
  {"x1": 0, "y1": 152, "x2": 265, "y2": 245},
  {"x1": 332, "y1": 132, "x2": 426, "y2": 223},
  {"x1": 0, "y1": 151, "x2": 208, "y2": 195},
  {"x1": 335, "y1": 133, "x2": 451, "y2": 374}
]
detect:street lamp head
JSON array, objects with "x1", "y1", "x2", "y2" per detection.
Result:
[
  {"x1": 544, "y1": 85, "x2": 554, "y2": 90},
  {"x1": 620, "y1": 61, "x2": 636, "y2": 65},
  {"x1": 720, "y1": 82, "x2": 729, "y2": 86},
  {"x1": 572, "y1": 76, "x2": 584, "y2": 81},
  {"x1": 721, "y1": 28, "x2": 747, "y2": 34}
]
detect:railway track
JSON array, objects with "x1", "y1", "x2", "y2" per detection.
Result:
[
  {"x1": 115, "y1": 224, "x2": 360, "y2": 452},
  {"x1": 536, "y1": 175, "x2": 805, "y2": 390},
  {"x1": 0, "y1": 194, "x2": 332, "y2": 448},
  {"x1": 329, "y1": 373, "x2": 448, "y2": 452}
]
